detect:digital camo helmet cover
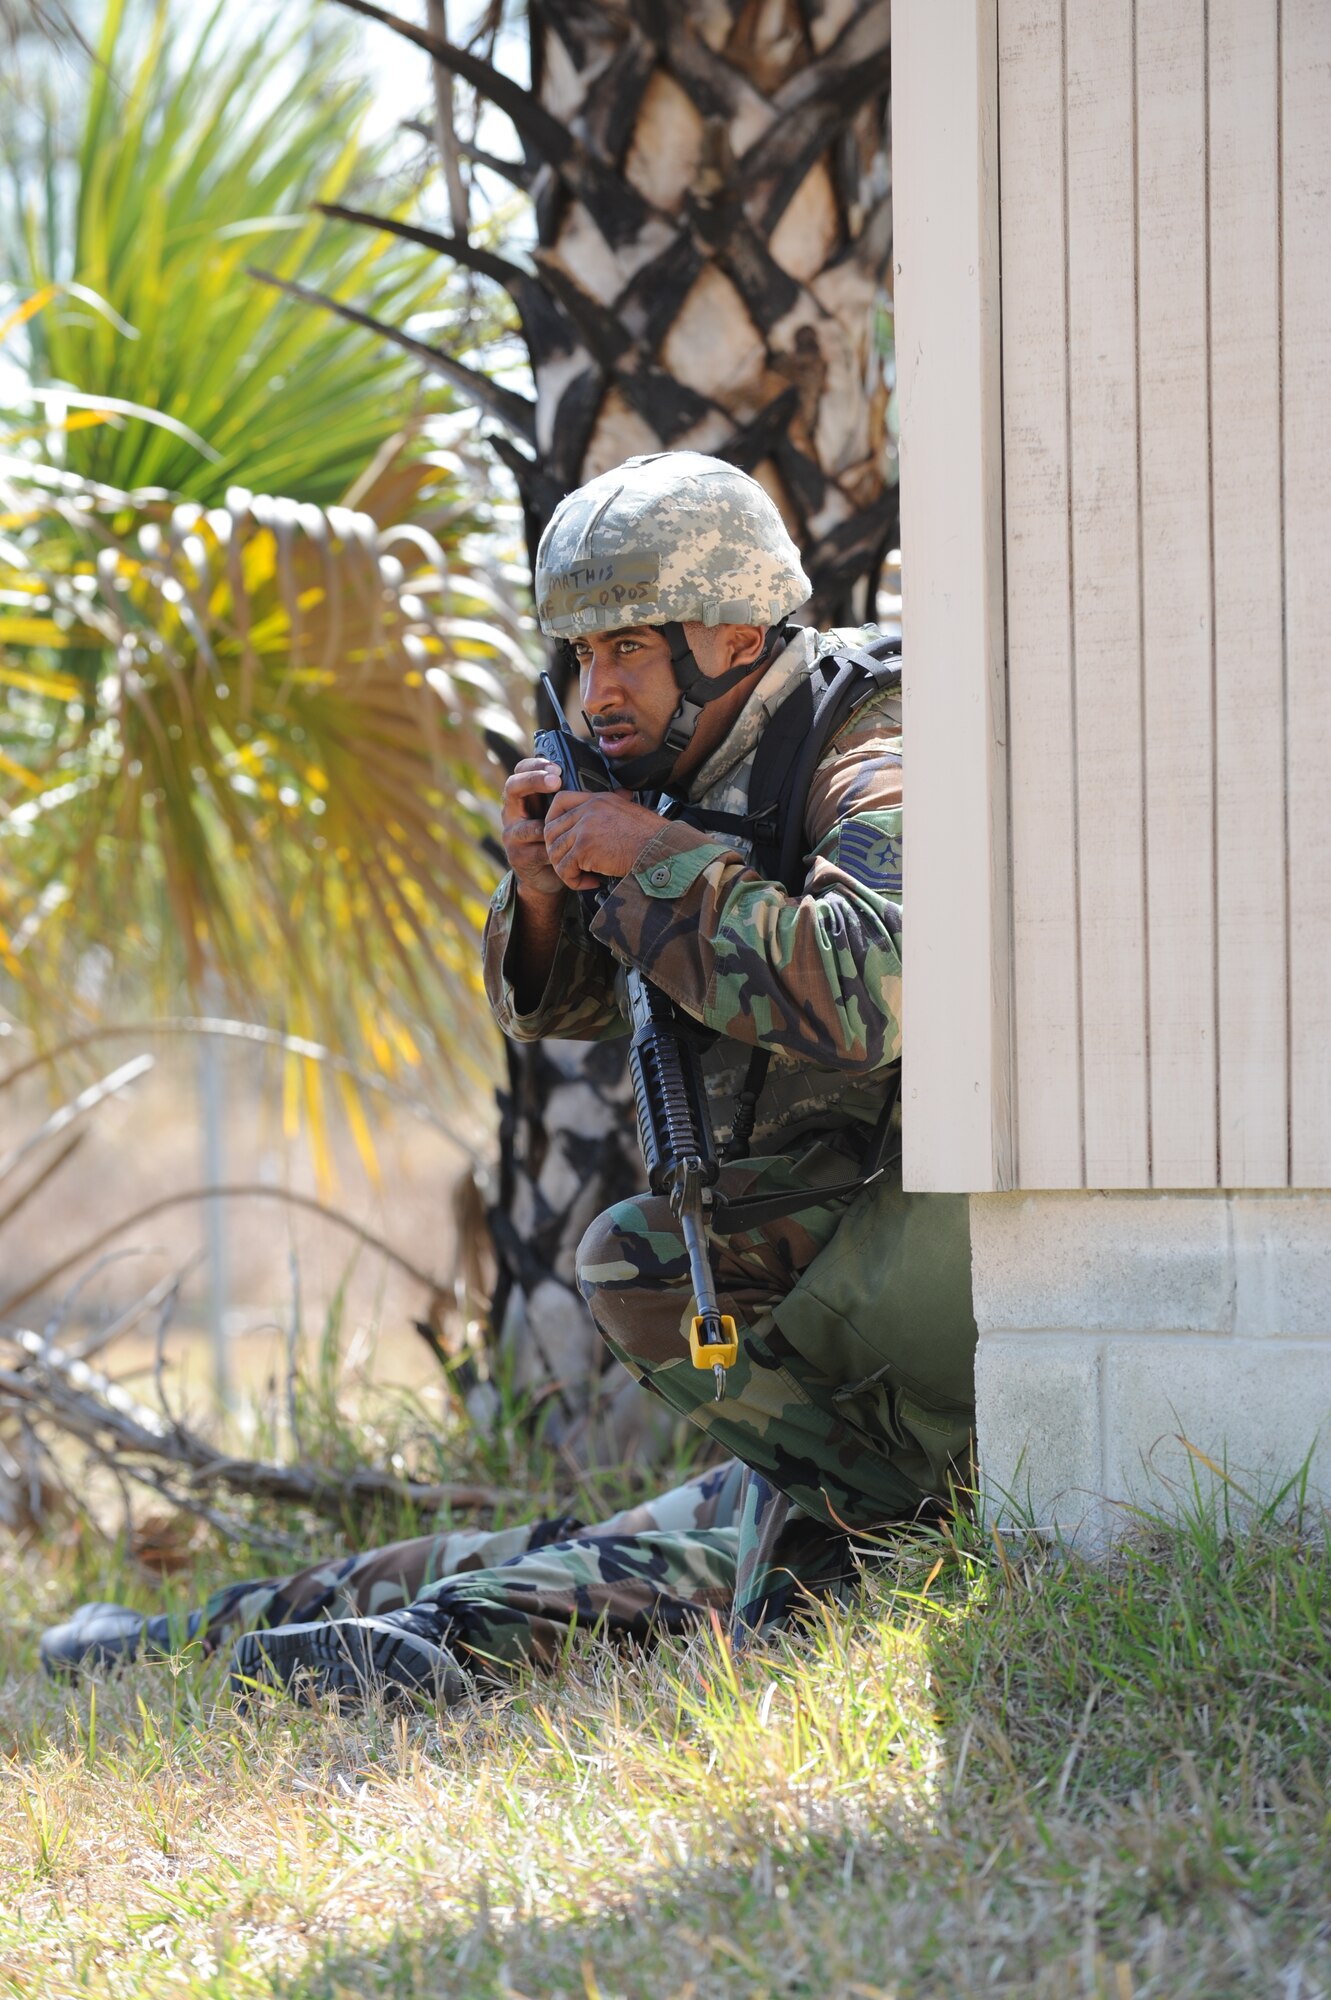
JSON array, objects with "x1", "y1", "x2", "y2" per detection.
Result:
[{"x1": 534, "y1": 451, "x2": 812, "y2": 638}]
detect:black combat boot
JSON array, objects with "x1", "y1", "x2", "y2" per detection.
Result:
[
  {"x1": 229, "y1": 1604, "x2": 468, "y2": 1708},
  {"x1": 40, "y1": 1602, "x2": 200, "y2": 1678}
]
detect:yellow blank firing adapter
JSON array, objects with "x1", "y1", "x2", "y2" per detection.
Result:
[{"x1": 689, "y1": 1313, "x2": 738, "y2": 1373}]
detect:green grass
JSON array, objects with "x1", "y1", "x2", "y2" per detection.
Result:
[{"x1": 2, "y1": 1483, "x2": 1330, "y2": 1999}]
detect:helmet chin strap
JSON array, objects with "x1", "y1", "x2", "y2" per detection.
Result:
[{"x1": 583, "y1": 620, "x2": 794, "y2": 792}]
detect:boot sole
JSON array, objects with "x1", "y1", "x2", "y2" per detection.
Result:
[{"x1": 230, "y1": 1617, "x2": 466, "y2": 1708}]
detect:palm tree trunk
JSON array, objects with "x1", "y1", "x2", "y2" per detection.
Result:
[{"x1": 330, "y1": 0, "x2": 894, "y2": 1458}]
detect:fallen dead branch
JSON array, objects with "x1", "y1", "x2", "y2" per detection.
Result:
[
  {"x1": 0, "y1": 1054, "x2": 504, "y2": 1538},
  {"x1": 0, "y1": 1304, "x2": 517, "y2": 1536}
]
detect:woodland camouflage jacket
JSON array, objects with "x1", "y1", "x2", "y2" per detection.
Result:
[{"x1": 482, "y1": 624, "x2": 903, "y2": 1156}]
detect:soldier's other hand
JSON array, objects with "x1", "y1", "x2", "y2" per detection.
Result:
[
  {"x1": 544, "y1": 789, "x2": 662, "y2": 891},
  {"x1": 501, "y1": 757, "x2": 565, "y2": 897}
]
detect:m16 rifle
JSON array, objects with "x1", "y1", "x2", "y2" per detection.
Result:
[{"x1": 533, "y1": 673, "x2": 737, "y2": 1399}]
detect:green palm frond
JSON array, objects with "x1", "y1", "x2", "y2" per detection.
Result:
[{"x1": 2, "y1": 0, "x2": 497, "y2": 507}]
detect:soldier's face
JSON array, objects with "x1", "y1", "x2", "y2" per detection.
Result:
[{"x1": 573, "y1": 622, "x2": 766, "y2": 777}]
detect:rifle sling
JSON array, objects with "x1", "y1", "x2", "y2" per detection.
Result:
[{"x1": 709, "y1": 1067, "x2": 901, "y2": 1234}]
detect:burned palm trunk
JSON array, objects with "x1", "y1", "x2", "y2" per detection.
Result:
[
  {"x1": 331, "y1": 0, "x2": 894, "y2": 610},
  {"x1": 500, "y1": 0, "x2": 895, "y2": 623},
  {"x1": 485, "y1": 1035, "x2": 657, "y2": 1455},
  {"x1": 329, "y1": 0, "x2": 894, "y2": 1454}
]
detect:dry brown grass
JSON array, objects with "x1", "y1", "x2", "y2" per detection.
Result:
[{"x1": 2, "y1": 1482, "x2": 1330, "y2": 1998}]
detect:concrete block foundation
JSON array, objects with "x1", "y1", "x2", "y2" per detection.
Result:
[{"x1": 973, "y1": 1191, "x2": 1331, "y2": 1543}]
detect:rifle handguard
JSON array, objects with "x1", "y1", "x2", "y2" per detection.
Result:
[{"x1": 628, "y1": 1019, "x2": 718, "y2": 1199}]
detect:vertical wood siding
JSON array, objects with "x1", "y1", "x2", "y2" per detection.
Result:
[
  {"x1": 1283, "y1": 0, "x2": 1331, "y2": 1185},
  {"x1": 896, "y1": 0, "x2": 1013, "y2": 1194},
  {"x1": 1210, "y1": 0, "x2": 1287, "y2": 1186},
  {"x1": 999, "y1": 0, "x2": 1083, "y2": 1189},
  {"x1": 1064, "y1": 0, "x2": 1151, "y2": 1188},
  {"x1": 1137, "y1": 0, "x2": 1215, "y2": 1187},
  {"x1": 987, "y1": 0, "x2": 1329, "y2": 1189}
]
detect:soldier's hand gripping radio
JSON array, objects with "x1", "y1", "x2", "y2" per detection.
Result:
[
  {"x1": 533, "y1": 672, "x2": 619, "y2": 811},
  {"x1": 533, "y1": 673, "x2": 737, "y2": 1399}
]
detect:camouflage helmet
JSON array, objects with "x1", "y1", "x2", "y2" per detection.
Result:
[{"x1": 534, "y1": 451, "x2": 811, "y2": 638}]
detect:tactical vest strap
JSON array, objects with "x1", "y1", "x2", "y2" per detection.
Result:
[
  {"x1": 715, "y1": 638, "x2": 901, "y2": 1189},
  {"x1": 658, "y1": 636, "x2": 902, "y2": 891},
  {"x1": 658, "y1": 635, "x2": 903, "y2": 1213},
  {"x1": 664, "y1": 802, "x2": 780, "y2": 844},
  {"x1": 748, "y1": 636, "x2": 901, "y2": 891}
]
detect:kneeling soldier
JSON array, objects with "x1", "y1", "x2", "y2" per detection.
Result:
[
  {"x1": 489, "y1": 450, "x2": 976, "y2": 1635},
  {"x1": 39, "y1": 452, "x2": 976, "y2": 1701}
]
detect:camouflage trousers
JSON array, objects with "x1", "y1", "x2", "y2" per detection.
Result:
[
  {"x1": 152, "y1": 1458, "x2": 853, "y2": 1681},
  {"x1": 577, "y1": 1142, "x2": 971, "y2": 1615}
]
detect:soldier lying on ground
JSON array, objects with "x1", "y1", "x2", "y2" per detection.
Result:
[
  {"x1": 41, "y1": 1458, "x2": 856, "y2": 1694},
  {"x1": 41, "y1": 452, "x2": 976, "y2": 1700}
]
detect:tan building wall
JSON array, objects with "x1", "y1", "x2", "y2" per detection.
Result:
[
  {"x1": 893, "y1": 0, "x2": 1331, "y2": 1530},
  {"x1": 895, "y1": 0, "x2": 1331, "y2": 1196}
]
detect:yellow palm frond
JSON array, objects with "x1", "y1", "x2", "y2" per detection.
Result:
[{"x1": 0, "y1": 449, "x2": 531, "y2": 1102}]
